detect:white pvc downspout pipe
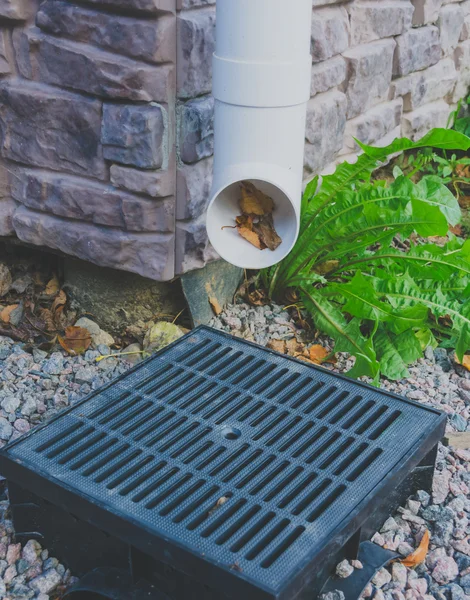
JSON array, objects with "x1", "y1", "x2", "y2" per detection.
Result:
[{"x1": 206, "y1": 0, "x2": 313, "y2": 270}]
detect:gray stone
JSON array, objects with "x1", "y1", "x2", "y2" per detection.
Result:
[
  {"x1": 143, "y1": 322, "x2": 184, "y2": 353},
  {"x1": 0, "y1": 30, "x2": 11, "y2": 75},
  {"x1": 452, "y1": 41, "x2": 470, "y2": 102},
  {"x1": 311, "y1": 6, "x2": 349, "y2": 63},
  {"x1": 390, "y1": 58, "x2": 457, "y2": 110},
  {"x1": 77, "y1": 0, "x2": 175, "y2": 14},
  {"x1": 393, "y1": 26, "x2": 441, "y2": 76},
  {"x1": 29, "y1": 569, "x2": 62, "y2": 594},
  {"x1": 10, "y1": 169, "x2": 174, "y2": 232},
  {"x1": 1, "y1": 396, "x2": 19, "y2": 413},
  {"x1": 0, "y1": 81, "x2": 105, "y2": 180},
  {"x1": 110, "y1": 165, "x2": 174, "y2": 199},
  {"x1": 175, "y1": 214, "x2": 218, "y2": 275},
  {"x1": 460, "y1": 15, "x2": 470, "y2": 40},
  {"x1": 75, "y1": 366, "x2": 95, "y2": 384},
  {"x1": 13, "y1": 206, "x2": 175, "y2": 281},
  {"x1": 63, "y1": 256, "x2": 185, "y2": 334},
  {"x1": 74, "y1": 317, "x2": 114, "y2": 348},
  {"x1": 20, "y1": 31, "x2": 173, "y2": 102},
  {"x1": 0, "y1": 200, "x2": 15, "y2": 236},
  {"x1": 43, "y1": 352, "x2": 64, "y2": 375},
  {"x1": 341, "y1": 99, "x2": 403, "y2": 154},
  {"x1": 179, "y1": 95, "x2": 214, "y2": 164},
  {"x1": 0, "y1": 0, "x2": 32, "y2": 20},
  {"x1": 37, "y1": 1, "x2": 175, "y2": 64},
  {"x1": 305, "y1": 90, "x2": 347, "y2": 174},
  {"x1": 349, "y1": 1, "x2": 413, "y2": 45},
  {"x1": 0, "y1": 417, "x2": 12, "y2": 440},
  {"x1": 178, "y1": 0, "x2": 214, "y2": 7},
  {"x1": 411, "y1": 0, "x2": 443, "y2": 25},
  {"x1": 177, "y1": 8, "x2": 215, "y2": 98},
  {"x1": 342, "y1": 39, "x2": 395, "y2": 118},
  {"x1": 438, "y1": 4, "x2": 464, "y2": 56},
  {"x1": 102, "y1": 104, "x2": 166, "y2": 170},
  {"x1": 181, "y1": 259, "x2": 243, "y2": 326},
  {"x1": 402, "y1": 101, "x2": 451, "y2": 140},
  {"x1": 310, "y1": 55, "x2": 347, "y2": 96},
  {"x1": 176, "y1": 157, "x2": 213, "y2": 220}
]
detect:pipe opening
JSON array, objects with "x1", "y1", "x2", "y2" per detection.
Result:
[{"x1": 207, "y1": 179, "x2": 298, "y2": 270}]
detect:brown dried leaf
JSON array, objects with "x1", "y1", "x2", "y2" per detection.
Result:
[
  {"x1": 459, "y1": 196, "x2": 470, "y2": 209},
  {"x1": 238, "y1": 225, "x2": 264, "y2": 250},
  {"x1": 267, "y1": 339, "x2": 286, "y2": 354},
  {"x1": 38, "y1": 308, "x2": 56, "y2": 332},
  {"x1": 455, "y1": 354, "x2": 470, "y2": 371},
  {"x1": 456, "y1": 163, "x2": 470, "y2": 179},
  {"x1": 285, "y1": 339, "x2": 305, "y2": 357},
  {"x1": 247, "y1": 289, "x2": 269, "y2": 306},
  {"x1": 208, "y1": 496, "x2": 229, "y2": 516},
  {"x1": 0, "y1": 304, "x2": 19, "y2": 324},
  {"x1": 309, "y1": 345, "x2": 329, "y2": 365},
  {"x1": 450, "y1": 224, "x2": 463, "y2": 237},
  {"x1": 51, "y1": 290, "x2": 67, "y2": 314},
  {"x1": 253, "y1": 213, "x2": 282, "y2": 251},
  {"x1": 58, "y1": 326, "x2": 92, "y2": 356},
  {"x1": 45, "y1": 274, "x2": 60, "y2": 296},
  {"x1": 401, "y1": 529, "x2": 430, "y2": 568},
  {"x1": 240, "y1": 181, "x2": 274, "y2": 216},
  {"x1": 209, "y1": 297, "x2": 222, "y2": 316}
]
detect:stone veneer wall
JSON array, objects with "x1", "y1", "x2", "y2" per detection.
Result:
[{"x1": 0, "y1": 0, "x2": 469, "y2": 280}]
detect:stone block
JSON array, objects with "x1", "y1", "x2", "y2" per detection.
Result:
[
  {"x1": 177, "y1": 0, "x2": 214, "y2": 7},
  {"x1": 461, "y1": 15, "x2": 470, "y2": 41},
  {"x1": 0, "y1": 30, "x2": 11, "y2": 75},
  {"x1": 304, "y1": 89, "x2": 347, "y2": 174},
  {"x1": 179, "y1": 95, "x2": 214, "y2": 164},
  {"x1": 462, "y1": 1, "x2": 470, "y2": 16},
  {"x1": 0, "y1": 81, "x2": 106, "y2": 180},
  {"x1": 402, "y1": 101, "x2": 451, "y2": 140},
  {"x1": 13, "y1": 206, "x2": 175, "y2": 281},
  {"x1": 438, "y1": 4, "x2": 464, "y2": 56},
  {"x1": 102, "y1": 104, "x2": 166, "y2": 170},
  {"x1": 37, "y1": 1, "x2": 175, "y2": 64},
  {"x1": 452, "y1": 40, "x2": 470, "y2": 102},
  {"x1": 79, "y1": 0, "x2": 175, "y2": 13},
  {"x1": 393, "y1": 26, "x2": 440, "y2": 76},
  {"x1": 175, "y1": 214, "x2": 218, "y2": 275},
  {"x1": 310, "y1": 55, "x2": 347, "y2": 96},
  {"x1": 411, "y1": 0, "x2": 443, "y2": 25},
  {"x1": 0, "y1": 0, "x2": 32, "y2": 20},
  {"x1": 20, "y1": 31, "x2": 173, "y2": 103},
  {"x1": 342, "y1": 39, "x2": 396, "y2": 119},
  {"x1": 390, "y1": 58, "x2": 457, "y2": 110},
  {"x1": 349, "y1": 1, "x2": 413, "y2": 45},
  {"x1": 0, "y1": 200, "x2": 15, "y2": 236},
  {"x1": 177, "y1": 8, "x2": 215, "y2": 98},
  {"x1": 176, "y1": 157, "x2": 213, "y2": 220},
  {"x1": 10, "y1": 170, "x2": 174, "y2": 232},
  {"x1": 311, "y1": 6, "x2": 349, "y2": 62},
  {"x1": 110, "y1": 165, "x2": 174, "y2": 198},
  {"x1": 312, "y1": 0, "x2": 348, "y2": 4},
  {"x1": 341, "y1": 99, "x2": 403, "y2": 154}
]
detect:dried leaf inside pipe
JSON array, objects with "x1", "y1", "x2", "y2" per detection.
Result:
[{"x1": 224, "y1": 181, "x2": 282, "y2": 251}]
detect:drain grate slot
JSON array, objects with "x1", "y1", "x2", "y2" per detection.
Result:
[{"x1": 0, "y1": 327, "x2": 445, "y2": 600}]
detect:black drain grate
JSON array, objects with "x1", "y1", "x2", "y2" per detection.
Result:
[{"x1": 0, "y1": 327, "x2": 445, "y2": 600}]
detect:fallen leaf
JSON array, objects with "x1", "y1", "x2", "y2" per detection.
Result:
[
  {"x1": 456, "y1": 163, "x2": 470, "y2": 179},
  {"x1": 247, "y1": 289, "x2": 269, "y2": 306},
  {"x1": 285, "y1": 339, "x2": 305, "y2": 357},
  {"x1": 240, "y1": 181, "x2": 274, "y2": 216},
  {"x1": 253, "y1": 213, "x2": 282, "y2": 251},
  {"x1": 450, "y1": 224, "x2": 463, "y2": 236},
  {"x1": 38, "y1": 308, "x2": 56, "y2": 332},
  {"x1": 314, "y1": 260, "x2": 340, "y2": 276},
  {"x1": 0, "y1": 263, "x2": 12, "y2": 297},
  {"x1": 454, "y1": 354, "x2": 470, "y2": 370},
  {"x1": 267, "y1": 339, "x2": 286, "y2": 354},
  {"x1": 401, "y1": 529, "x2": 430, "y2": 568},
  {"x1": 51, "y1": 290, "x2": 67, "y2": 314},
  {"x1": 208, "y1": 496, "x2": 229, "y2": 516},
  {"x1": 309, "y1": 345, "x2": 329, "y2": 364},
  {"x1": 45, "y1": 274, "x2": 60, "y2": 295},
  {"x1": 0, "y1": 304, "x2": 19, "y2": 324},
  {"x1": 238, "y1": 224, "x2": 264, "y2": 250},
  {"x1": 58, "y1": 326, "x2": 92, "y2": 356},
  {"x1": 209, "y1": 297, "x2": 222, "y2": 316},
  {"x1": 459, "y1": 196, "x2": 470, "y2": 209}
]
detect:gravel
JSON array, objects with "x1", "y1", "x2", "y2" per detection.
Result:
[
  {"x1": 0, "y1": 334, "x2": 133, "y2": 599},
  {"x1": 211, "y1": 302, "x2": 470, "y2": 600},
  {"x1": 1, "y1": 297, "x2": 470, "y2": 598}
]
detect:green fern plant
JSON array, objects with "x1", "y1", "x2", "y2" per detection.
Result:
[{"x1": 262, "y1": 129, "x2": 470, "y2": 381}]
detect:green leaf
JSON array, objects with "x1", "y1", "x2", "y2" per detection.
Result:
[
  {"x1": 357, "y1": 128, "x2": 470, "y2": 158},
  {"x1": 411, "y1": 198, "x2": 448, "y2": 237},
  {"x1": 415, "y1": 328, "x2": 438, "y2": 350},
  {"x1": 375, "y1": 327, "x2": 422, "y2": 380},
  {"x1": 415, "y1": 176, "x2": 461, "y2": 226},
  {"x1": 301, "y1": 288, "x2": 379, "y2": 378}
]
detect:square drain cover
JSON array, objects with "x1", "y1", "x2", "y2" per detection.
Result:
[{"x1": 0, "y1": 327, "x2": 445, "y2": 600}]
